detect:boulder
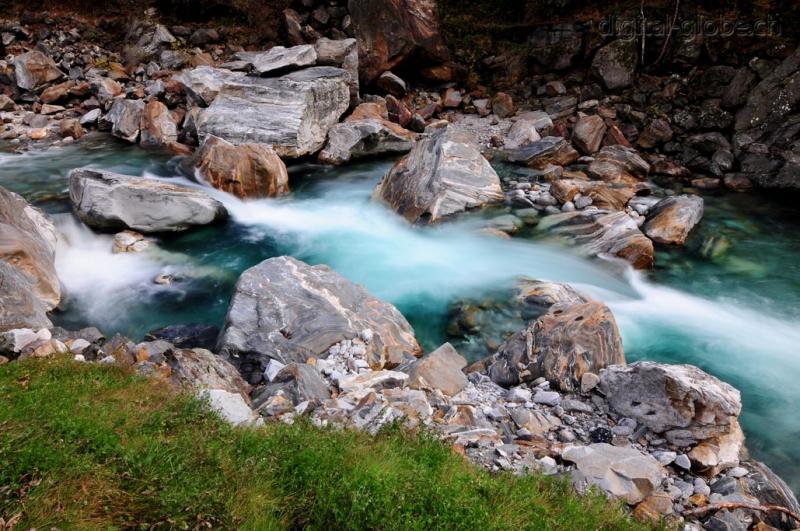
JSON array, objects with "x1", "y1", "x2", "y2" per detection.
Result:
[
  {"x1": 348, "y1": 0, "x2": 449, "y2": 84},
  {"x1": 643, "y1": 195, "x2": 704, "y2": 245},
  {"x1": 572, "y1": 114, "x2": 606, "y2": 154},
  {"x1": 373, "y1": 125, "x2": 503, "y2": 223},
  {"x1": 550, "y1": 179, "x2": 635, "y2": 211},
  {"x1": 69, "y1": 168, "x2": 227, "y2": 233},
  {"x1": 124, "y1": 21, "x2": 176, "y2": 62},
  {"x1": 408, "y1": 342, "x2": 468, "y2": 396},
  {"x1": 491, "y1": 92, "x2": 515, "y2": 118},
  {"x1": 588, "y1": 145, "x2": 650, "y2": 183},
  {"x1": 254, "y1": 362, "x2": 331, "y2": 407},
  {"x1": 196, "y1": 136, "x2": 289, "y2": 198},
  {"x1": 140, "y1": 99, "x2": 178, "y2": 147},
  {"x1": 199, "y1": 389, "x2": 260, "y2": 426},
  {"x1": 218, "y1": 256, "x2": 422, "y2": 383},
  {"x1": 319, "y1": 119, "x2": 415, "y2": 165},
  {"x1": 166, "y1": 347, "x2": 251, "y2": 398},
  {"x1": 599, "y1": 361, "x2": 742, "y2": 442},
  {"x1": 733, "y1": 45, "x2": 800, "y2": 189},
  {"x1": 504, "y1": 117, "x2": 542, "y2": 150},
  {"x1": 376, "y1": 71, "x2": 407, "y2": 97},
  {"x1": 562, "y1": 444, "x2": 665, "y2": 505},
  {"x1": 105, "y1": 98, "x2": 145, "y2": 143},
  {"x1": 591, "y1": 39, "x2": 636, "y2": 90},
  {"x1": 196, "y1": 67, "x2": 350, "y2": 158},
  {"x1": 14, "y1": 50, "x2": 63, "y2": 91},
  {"x1": 238, "y1": 45, "x2": 318, "y2": 76},
  {"x1": 313, "y1": 38, "x2": 360, "y2": 102},
  {"x1": 506, "y1": 136, "x2": 579, "y2": 169},
  {"x1": 0, "y1": 186, "x2": 60, "y2": 330},
  {"x1": 537, "y1": 210, "x2": 654, "y2": 269},
  {"x1": 146, "y1": 324, "x2": 220, "y2": 350},
  {"x1": 488, "y1": 287, "x2": 624, "y2": 392},
  {"x1": 173, "y1": 66, "x2": 246, "y2": 107}
]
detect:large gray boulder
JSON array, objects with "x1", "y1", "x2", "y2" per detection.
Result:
[
  {"x1": 562, "y1": 443, "x2": 665, "y2": 505},
  {"x1": 196, "y1": 67, "x2": 350, "y2": 158},
  {"x1": 488, "y1": 283, "x2": 624, "y2": 392},
  {"x1": 373, "y1": 125, "x2": 503, "y2": 223},
  {"x1": 319, "y1": 119, "x2": 415, "y2": 165},
  {"x1": 105, "y1": 98, "x2": 145, "y2": 143},
  {"x1": 599, "y1": 362, "x2": 742, "y2": 442},
  {"x1": 218, "y1": 256, "x2": 422, "y2": 383},
  {"x1": 69, "y1": 168, "x2": 227, "y2": 233},
  {"x1": 643, "y1": 194, "x2": 704, "y2": 246},
  {"x1": 537, "y1": 210, "x2": 654, "y2": 269}
]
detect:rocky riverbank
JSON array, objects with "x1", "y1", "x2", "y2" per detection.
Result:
[{"x1": 2, "y1": 2, "x2": 800, "y2": 530}]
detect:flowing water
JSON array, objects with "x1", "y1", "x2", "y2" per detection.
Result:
[{"x1": 2, "y1": 136, "x2": 800, "y2": 491}]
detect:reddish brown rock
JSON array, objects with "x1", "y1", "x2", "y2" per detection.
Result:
[
  {"x1": 588, "y1": 145, "x2": 650, "y2": 184},
  {"x1": 637, "y1": 118, "x2": 673, "y2": 149},
  {"x1": 491, "y1": 92, "x2": 515, "y2": 118},
  {"x1": 348, "y1": 0, "x2": 449, "y2": 84},
  {"x1": 14, "y1": 50, "x2": 64, "y2": 91},
  {"x1": 59, "y1": 118, "x2": 84, "y2": 139},
  {"x1": 538, "y1": 209, "x2": 654, "y2": 269},
  {"x1": 488, "y1": 285, "x2": 625, "y2": 392},
  {"x1": 386, "y1": 95, "x2": 412, "y2": 127},
  {"x1": 40, "y1": 80, "x2": 74, "y2": 104},
  {"x1": 442, "y1": 88, "x2": 462, "y2": 108},
  {"x1": 197, "y1": 136, "x2": 289, "y2": 199},
  {"x1": 643, "y1": 195, "x2": 704, "y2": 246},
  {"x1": 572, "y1": 114, "x2": 606, "y2": 154},
  {"x1": 140, "y1": 99, "x2": 178, "y2": 147}
]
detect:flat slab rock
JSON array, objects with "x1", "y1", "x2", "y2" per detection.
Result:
[
  {"x1": 373, "y1": 124, "x2": 504, "y2": 224},
  {"x1": 562, "y1": 443, "x2": 665, "y2": 505},
  {"x1": 218, "y1": 256, "x2": 421, "y2": 384},
  {"x1": 196, "y1": 66, "x2": 350, "y2": 158},
  {"x1": 235, "y1": 45, "x2": 318, "y2": 76},
  {"x1": 537, "y1": 209, "x2": 654, "y2": 269},
  {"x1": 69, "y1": 168, "x2": 227, "y2": 233}
]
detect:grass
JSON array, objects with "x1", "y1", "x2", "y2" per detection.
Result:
[{"x1": 0, "y1": 357, "x2": 650, "y2": 530}]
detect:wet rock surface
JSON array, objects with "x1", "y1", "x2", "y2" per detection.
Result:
[{"x1": 373, "y1": 124, "x2": 503, "y2": 223}]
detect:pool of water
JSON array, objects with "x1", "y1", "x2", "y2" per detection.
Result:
[{"x1": 2, "y1": 136, "x2": 800, "y2": 491}]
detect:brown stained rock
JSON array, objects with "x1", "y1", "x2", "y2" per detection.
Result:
[
  {"x1": 14, "y1": 50, "x2": 64, "y2": 91},
  {"x1": 140, "y1": 99, "x2": 178, "y2": 147},
  {"x1": 688, "y1": 422, "x2": 745, "y2": 475},
  {"x1": 59, "y1": 118, "x2": 84, "y2": 139},
  {"x1": 603, "y1": 123, "x2": 633, "y2": 148},
  {"x1": 319, "y1": 119, "x2": 415, "y2": 165},
  {"x1": 385, "y1": 95, "x2": 412, "y2": 127},
  {"x1": 643, "y1": 195, "x2": 704, "y2": 246},
  {"x1": 572, "y1": 114, "x2": 606, "y2": 154},
  {"x1": 551, "y1": 179, "x2": 635, "y2": 211},
  {"x1": 489, "y1": 290, "x2": 625, "y2": 392},
  {"x1": 507, "y1": 136, "x2": 579, "y2": 169},
  {"x1": 408, "y1": 342, "x2": 468, "y2": 396},
  {"x1": 537, "y1": 209, "x2": 654, "y2": 269},
  {"x1": 348, "y1": 0, "x2": 449, "y2": 84},
  {"x1": 442, "y1": 88, "x2": 462, "y2": 108},
  {"x1": 197, "y1": 136, "x2": 289, "y2": 199},
  {"x1": 588, "y1": 145, "x2": 650, "y2": 184},
  {"x1": 40, "y1": 80, "x2": 74, "y2": 104},
  {"x1": 347, "y1": 101, "x2": 389, "y2": 122},
  {"x1": 491, "y1": 92, "x2": 515, "y2": 118}
]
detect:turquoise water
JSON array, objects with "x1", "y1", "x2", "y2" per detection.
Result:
[{"x1": 2, "y1": 136, "x2": 800, "y2": 491}]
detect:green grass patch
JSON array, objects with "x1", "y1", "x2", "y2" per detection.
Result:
[{"x1": 0, "y1": 357, "x2": 650, "y2": 529}]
